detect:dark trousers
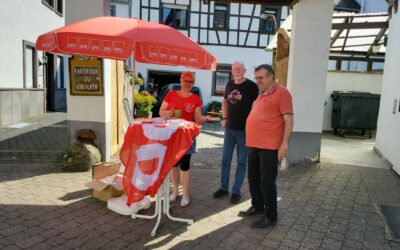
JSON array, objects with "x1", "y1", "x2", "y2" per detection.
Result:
[{"x1": 247, "y1": 147, "x2": 278, "y2": 222}]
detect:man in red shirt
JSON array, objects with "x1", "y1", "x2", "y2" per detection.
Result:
[{"x1": 239, "y1": 64, "x2": 294, "y2": 228}]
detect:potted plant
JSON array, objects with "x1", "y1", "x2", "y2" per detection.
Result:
[
  {"x1": 127, "y1": 72, "x2": 144, "y2": 93},
  {"x1": 207, "y1": 100, "x2": 222, "y2": 112},
  {"x1": 134, "y1": 91, "x2": 156, "y2": 118}
]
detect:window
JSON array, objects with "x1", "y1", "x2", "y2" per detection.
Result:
[
  {"x1": 212, "y1": 65, "x2": 232, "y2": 96},
  {"x1": 260, "y1": 6, "x2": 281, "y2": 34},
  {"x1": 23, "y1": 41, "x2": 37, "y2": 88},
  {"x1": 56, "y1": 0, "x2": 63, "y2": 15},
  {"x1": 371, "y1": 62, "x2": 384, "y2": 72},
  {"x1": 328, "y1": 60, "x2": 338, "y2": 71},
  {"x1": 161, "y1": 4, "x2": 188, "y2": 29},
  {"x1": 43, "y1": 0, "x2": 63, "y2": 15},
  {"x1": 56, "y1": 56, "x2": 65, "y2": 89},
  {"x1": 214, "y1": 4, "x2": 228, "y2": 30},
  {"x1": 42, "y1": 0, "x2": 54, "y2": 9},
  {"x1": 342, "y1": 61, "x2": 368, "y2": 72}
]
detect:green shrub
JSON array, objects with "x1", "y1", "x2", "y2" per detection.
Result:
[
  {"x1": 208, "y1": 100, "x2": 222, "y2": 112},
  {"x1": 134, "y1": 91, "x2": 156, "y2": 113},
  {"x1": 59, "y1": 141, "x2": 101, "y2": 172}
]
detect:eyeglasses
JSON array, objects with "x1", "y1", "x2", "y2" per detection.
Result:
[
  {"x1": 254, "y1": 75, "x2": 270, "y2": 82},
  {"x1": 183, "y1": 80, "x2": 194, "y2": 84}
]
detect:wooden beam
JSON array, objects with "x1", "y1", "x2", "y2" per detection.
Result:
[
  {"x1": 332, "y1": 42, "x2": 384, "y2": 49},
  {"x1": 330, "y1": 50, "x2": 385, "y2": 56},
  {"x1": 329, "y1": 56, "x2": 385, "y2": 62},
  {"x1": 332, "y1": 21, "x2": 389, "y2": 30},
  {"x1": 341, "y1": 17, "x2": 353, "y2": 53},
  {"x1": 333, "y1": 13, "x2": 388, "y2": 19},
  {"x1": 367, "y1": 27, "x2": 388, "y2": 55},
  {"x1": 244, "y1": 5, "x2": 257, "y2": 46},
  {"x1": 342, "y1": 34, "x2": 379, "y2": 39},
  {"x1": 203, "y1": 0, "x2": 294, "y2": 6},
  {"x1": 330, "y1": 17, "x2": 349, "y2": 47}
]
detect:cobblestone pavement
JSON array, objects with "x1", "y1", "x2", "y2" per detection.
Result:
[
  {"x1": 0, "y1": 112, "x2": 67, "y2": 164},
  {"x1": 1, "y1": 113, "x2": 400, "y2": 249}
]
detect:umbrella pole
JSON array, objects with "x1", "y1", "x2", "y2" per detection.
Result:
[{"x1": 131, "y1": 47, "x2": 136, "y2": 117}]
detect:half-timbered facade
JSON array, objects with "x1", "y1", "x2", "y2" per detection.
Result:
[
  {"x1": 111, "y1": 0, "x2": 290, "y2": 105},
  {"x1": 110, "y1": 0, "x2": 387, "y2": 107}
]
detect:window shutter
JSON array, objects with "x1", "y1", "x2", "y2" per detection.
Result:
[{"x1": 25, "y1": 47, "x2": 34, "y2": 88}]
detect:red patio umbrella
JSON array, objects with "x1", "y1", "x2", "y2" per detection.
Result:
[
  {"x1": 35, "y1": 17, "x2": 217, "y2": 206},
  {"x1": 36, "y1": 16, "x2": 216, "y2": 70}
]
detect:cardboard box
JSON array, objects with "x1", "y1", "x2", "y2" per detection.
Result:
[{"x1": 85, "y1": 161, "x2": 124, "y2": 202}]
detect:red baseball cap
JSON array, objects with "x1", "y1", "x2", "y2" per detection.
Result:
[{"x1": 181, "y1": 71, "x2": 195, "y2": 82}]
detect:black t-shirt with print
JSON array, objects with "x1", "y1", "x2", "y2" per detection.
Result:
[{"x1": 224, "y1": 78, "x2": 259, "y2": 130}]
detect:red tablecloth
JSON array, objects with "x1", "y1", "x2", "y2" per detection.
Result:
[{"x1": 119, "y1": 120, "x2": 200, "y2": 206}]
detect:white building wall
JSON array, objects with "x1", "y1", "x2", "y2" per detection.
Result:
[
  {"x1": 65, "y1": 60, "x2": 112, "y2": 123},
  {"x1": 113, "y1": 3, "x2": 130, "y2": 18},
  {"x1": 323, "y1": 71, "x2": 383, "y2": 131},
  {"x1": 65, "y1": 0, "x2": 109, "y2": 24},
  {"x1": 64, "y1": 0, "x2": 112, "y2": 160},
  {"x1": 375, "y1": 9, "x2": 400, "y2": 175},
  {"x1": 287, "y1": 0, "x2": 333, "y2": 133},
  {"x1": 65, "y1": 0, "x2": 111, "y2": 124},
  {"x1": 0, "y1": 0, "x2": 64, "y2": 88}
]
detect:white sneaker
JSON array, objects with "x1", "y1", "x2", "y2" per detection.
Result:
[
  {"x1": 180, "y1": 196, "x2": 190, "y2": 207},
  {"x1": 169, "y1": 193, "x2": 178, "y2": 203}
]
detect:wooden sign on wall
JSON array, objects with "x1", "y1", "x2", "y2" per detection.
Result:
[{"x1": 69, "y1": 56, "x2": 103, "y2": 96}]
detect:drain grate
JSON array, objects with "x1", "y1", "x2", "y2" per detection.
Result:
[{"x1": 378, "y1": 204, "x2": 400, "y2": 241}]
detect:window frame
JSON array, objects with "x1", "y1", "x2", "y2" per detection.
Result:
[
  {"x1": 212, "y1": 64, "x2": 232, "y2": 96},
  {"x1": 43, "y1": 0, "x2": 63, "y2": 16},
  {"x1": 23, "y1": 40, "x2": 38, "y2": 89},
  {"x1": 55, "y1": 0, "x2": 64, "y2": 16},
  {"x1": 260, "y1": 6, "x2": 281, "y2": 35},
  {"x1": 213, "y1": 3, "x2": 229, "y2": 30},
  {"x1": 56, "y1": 55, "x2": 65, "y2": 89},
  {"x1": 42, "y1": 0, "x2": 55, "y2": 10},
  {"x1": 160, "y1": 4, "x2": 189, "y2": 30}
]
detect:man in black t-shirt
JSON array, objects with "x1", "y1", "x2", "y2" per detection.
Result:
[{"x1": 213, "y1": 61, "x2": 259, "y2": 204}]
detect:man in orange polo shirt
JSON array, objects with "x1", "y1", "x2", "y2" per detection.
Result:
[{"x1": 239, "y1": 64, "x2": 294, "y2": 229}]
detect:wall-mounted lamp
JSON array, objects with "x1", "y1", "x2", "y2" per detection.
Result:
[{"x1": 39, "y1": 55, "x2": 48, "y2": 66}]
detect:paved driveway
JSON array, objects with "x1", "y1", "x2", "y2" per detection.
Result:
[{"x1": 1, "y1": 113, "x2": 400, "y2": 249}]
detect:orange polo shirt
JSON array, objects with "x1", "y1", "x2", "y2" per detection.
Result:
[{"x1": 246, "y1": 84, "x2": 293, "y2": 150}]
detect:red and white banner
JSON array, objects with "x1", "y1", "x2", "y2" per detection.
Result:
[{"x1": 119, "y1": 122, "x2": 200, "y2": 206}]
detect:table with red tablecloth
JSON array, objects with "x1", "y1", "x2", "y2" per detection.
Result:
[{"x1": 119, "y1": 118, "x2": 200, "y2": 236}]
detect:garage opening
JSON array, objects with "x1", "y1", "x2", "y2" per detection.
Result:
[{"x1": 147, "y1": 70, "x2": 181, "y2": 97}]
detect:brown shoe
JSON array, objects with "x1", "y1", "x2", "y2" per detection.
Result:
[
  {"x1": 238, "y1": 207, "x2": 264, "y2": 217},
  {"x1": 251, "y1": 216, "x2": 276, "y2": 228},
  {"x1": 230, "y1": 193, "x2": 241, "y2": 204},
  {"x1": 213, "y1": 189, "x2": 228, "y2": 199}
]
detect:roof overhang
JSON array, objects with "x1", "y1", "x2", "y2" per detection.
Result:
[
  {"x1": 267, "y1": 12, "x2": 389, "y2": 57},
  {"x1": 202, "y1": 0, "x2": 298, "y2": 7}
]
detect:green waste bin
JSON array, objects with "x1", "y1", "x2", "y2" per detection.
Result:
[{"x1": 331, "y1": 91, "x2": 380, "y2": 138}]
